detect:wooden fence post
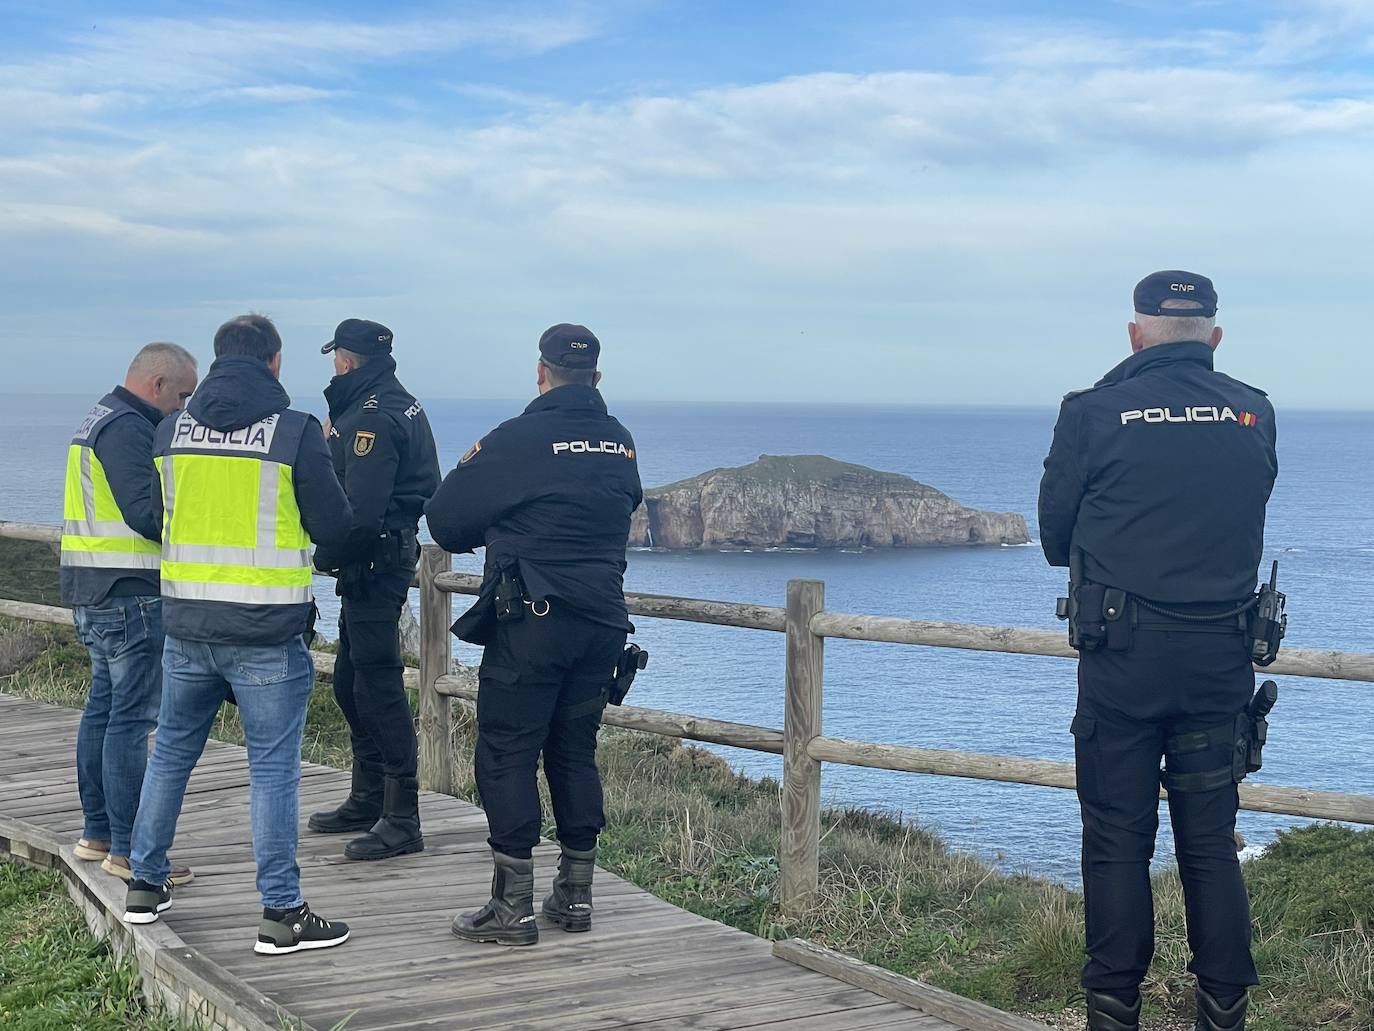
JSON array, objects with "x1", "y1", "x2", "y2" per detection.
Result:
[
  {"x1": 781, "y1": 578, "x2": 825, "y2": 916},
  {"x1": 417, "y1": 544, "x2": 453, "y2": 795}
]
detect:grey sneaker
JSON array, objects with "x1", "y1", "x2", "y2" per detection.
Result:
[
  {"x1": 123, "y1": 878, "x2": 173, "y2": 925},
  {"x1": 254, "y1": 902, "x2": 350, "y2": 956}
]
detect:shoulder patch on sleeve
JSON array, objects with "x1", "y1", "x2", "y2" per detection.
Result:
[
  {"x1": 362, "y1": 396, "x2": 379, "y2": 410},
  {"x1": 353, "y1": 430, "x2": 376, "y2": 457},
  {"x1": 460, "y1": 440, "x2": 482, "y2": 465}
]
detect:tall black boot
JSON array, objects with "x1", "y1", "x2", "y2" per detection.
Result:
[
  {"x1": 308, "y1": 759, "x2": 384, "y2": 834},
  {"x1": 1195, "y1": 988, "x2": 1247, "y2": 1031},
  {"x1": 541, "y1": 844, "x2": 596, "y2": 932},
  {"x1": 451, "y1": 850, "x2": 538, "y2": 946},
  {"x1": 1086, "y1": 989, "x2": 1141, "y2": 1031},
  {"x1": 343, "y1": 775, "x2": 424, "y2": 860}
]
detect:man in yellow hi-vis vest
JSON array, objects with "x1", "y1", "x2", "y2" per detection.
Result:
[
  {"x1": 123, "y1": 315, "x2": 356, "y2": 957},
  {"x1": 61, "y1": 342, "x2": 198, "y2": 885}
]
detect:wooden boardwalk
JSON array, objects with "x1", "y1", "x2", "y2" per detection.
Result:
[{"x1": 0, "y1": 691, "x2": 1004, "y2": 1031}]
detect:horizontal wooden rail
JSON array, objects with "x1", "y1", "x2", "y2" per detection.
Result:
[
  {"x1": 0, "y1": 520, "x2": 60, "y2": 544},
  {"x1": 807, "y1": 735, "x2": 1374, "y2": 825},
  {"x1": 434, "y1": 672, "x2": 786, "y2": 754},
  {"x1": 810, "y1": 610, "x2": 1374, "y2": 684},
  {"x1": 0, "y1": 598, "x2": 70, "y2": 625},
  {"x1": 433, "y1": 570, "x2": 788, "y2": 632}
]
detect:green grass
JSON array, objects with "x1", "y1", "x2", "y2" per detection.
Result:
[
  {"x1": 0, "y1": 861, "x2": 191, "y2": 1031},
  {"x1": 1, "y1": 616, "x2": 1371, "y2": 1029},
  {"x1": 0, "y1": 538, "x2": 62, "y2": 607}
]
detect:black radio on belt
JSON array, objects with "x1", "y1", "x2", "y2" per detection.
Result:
[
  {"x1": 1248, "y1": 561, "x2": 1287, "y2": 666},
  {"x1": 494, "y1": 567, "x2": 526, "y2": 623}
]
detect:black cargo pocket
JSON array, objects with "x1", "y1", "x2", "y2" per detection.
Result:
[{"x1": 1070, "y1": 714, "x2": 1100, "y2": 802}]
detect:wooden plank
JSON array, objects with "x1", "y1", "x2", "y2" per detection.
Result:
[
  {"x1": 0, "y1": 598, "x2": 70, "y2": 624},
  {"x1": 417, "y1": 543, "x2": 454, "y2": 795},
  {"x1": 436, "y1": 675, "x2": 786, "y2": 755},
  {"x1": 774, "y1": 939, "x2": 1049, "y2": 1031},
  {"x1": 782, "y1": 579, "x2": 824, "y2": 915}
]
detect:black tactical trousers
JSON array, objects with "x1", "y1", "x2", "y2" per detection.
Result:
[
  {"x1": 474, "y1": 603, "x2": 625, "y2": 859},
  {"x1": 334, "y1": 567, "x2": 418, "y2": 778},
  {"x1": 1073, "y1": 628, "x2": 1260, "y2": 998}
]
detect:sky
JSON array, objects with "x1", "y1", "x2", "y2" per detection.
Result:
[{"x1": 1, "y1": 0, "x2": 1372, "y2": 407}]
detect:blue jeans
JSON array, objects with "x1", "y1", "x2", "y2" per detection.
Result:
[
  {"x1": 73, "y1": 596, "x2": 164, "y2": 857},
  {"x1": 131, "y1": 634, "x2": 315, "y2": 910}
]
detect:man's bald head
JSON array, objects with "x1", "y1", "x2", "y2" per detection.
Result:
[{"x1": 126, "y1": 342, "x2": 199, "y2": 416}]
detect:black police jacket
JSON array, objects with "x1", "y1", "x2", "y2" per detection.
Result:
[
  {"x1": 425, "y1": 384, "x2": 643, "y2": 634},
  {"x1": 1038, "y1": 341, "x2": 1277, "y2": 603},
  {"x1": 314, "y1": 355, "x2": 440, "y2": 572}
]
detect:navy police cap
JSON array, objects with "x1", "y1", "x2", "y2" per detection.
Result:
[
  {"x1": 1133, "y1": 270, "x2": 1218, "y2": 318},
  {"x1": 539, "y1": 323, "x2": 600, "y2": 369},
  {"x1": 322, "y1": 319, "x2": 394, "y2": 356}
]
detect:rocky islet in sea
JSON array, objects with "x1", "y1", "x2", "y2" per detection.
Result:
[{"x1": 628, "y1": 454, "x2": 1029, "y2": 551}]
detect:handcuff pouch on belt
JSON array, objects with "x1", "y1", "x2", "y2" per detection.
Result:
[
  {"x1": 1057, "y1": 581, "x2": 1128, "y2": 652},
  {"x1": 1162, "y1": 680, "x2": 1278, "y2": 793}
]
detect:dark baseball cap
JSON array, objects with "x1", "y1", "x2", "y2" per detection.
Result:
[
  {"x1": 1133, "y1": 270, "x2": 1218, "y2": 318},
  {"x1": 321, "y1": 319, "x2": 394, "y2": 356},
  {"x1": 539, "y1": 323, "x2": 600, "y2": 369}
]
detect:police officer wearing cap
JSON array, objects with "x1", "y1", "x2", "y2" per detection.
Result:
[
  {"x1": 1038, "y1": 272, "x2": 1277, "y2": 1031},
  {"x1": 425, "y1": 324, "x2": 642, "y2": 947},
  {"x1": 309, "y1": 319, "x2": 440, "y2": 861}
]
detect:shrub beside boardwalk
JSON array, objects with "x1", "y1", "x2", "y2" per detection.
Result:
[{"x1": 1, "y1": 616, "x2": 1371, "y2": 1030}]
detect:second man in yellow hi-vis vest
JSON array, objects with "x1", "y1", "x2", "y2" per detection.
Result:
[
  {"x1": 123, "y1": 315, "x2": 357, "y2": 957},
  {"x1": 61, "y1": 342, "x2": 198, "y2": 887}
]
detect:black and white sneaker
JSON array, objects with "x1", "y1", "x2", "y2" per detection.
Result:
[
  {"x1": 254, "y1": 901, "x2": 350, "y2": 955},
  {"x1": 123, "y1": 878, "x2": 173, "y2": 924}
]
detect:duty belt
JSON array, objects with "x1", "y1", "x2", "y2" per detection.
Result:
[{"x1": 1130, "y1": 597, "x2": 1252, "y2": 634}]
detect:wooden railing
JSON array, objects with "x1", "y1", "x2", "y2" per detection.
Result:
[{"x1": 4, "y1": 521, "x2": 1374, "y2": 915}]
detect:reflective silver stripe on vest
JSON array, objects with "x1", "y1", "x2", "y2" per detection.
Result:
[
  {"x1": 258, "y1": 461, "x2": 278, "y2": 550},
  {"x1": 164, "y1": 543, "x2": 311, "y2": 569},
  {"x1": 59, "y1": 550, "x2": 161, "y2": 570},
  {"x1": 80, "y1": 447, "x2": 97, "y2": 524},
  {"x1": 161, "y1": 580, "x2": 313, "y2": 605},
  {"x1": 162, "y1": 453, "x2": 176, "y2": 532},
  {"x1": 63, "y1": 519, "x2": 152, "y2": 540}
]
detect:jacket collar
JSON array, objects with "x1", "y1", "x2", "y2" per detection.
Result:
[
  {"x1": 324, "y1": 354, "x2": 398, "y2": 419},
  {"x1": 110, "y1": 385, "x2": 163, "y2": 426},
  {"x1": 1096, "y1": 341, "x2": 1215, "y2": 387},
  {"x1": 523, "y1": 384, "x2": 608, "y2": 416}
]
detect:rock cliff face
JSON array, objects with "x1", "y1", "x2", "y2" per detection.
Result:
[{"x1": 628, "y1": 455, "x2": 1029, "y2": 550}]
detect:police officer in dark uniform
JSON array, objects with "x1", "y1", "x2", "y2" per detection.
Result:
[
  {"x1": 308, "y1": 319, "x2": 440, "y2": 861},
  {"x1": 425, "y1": 324, "x2": 642, "y2": 947},
  {"x1": 1039, "y1": 272, "x2": 1277, "y2": 1031}
]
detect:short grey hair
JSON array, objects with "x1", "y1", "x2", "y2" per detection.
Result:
[
  {"x1": 128, "y1": 341, "x2": 197, "y2": 380},
  {"x1": 1133, "y1": 299, "x2": 1216, "y2": 347}
]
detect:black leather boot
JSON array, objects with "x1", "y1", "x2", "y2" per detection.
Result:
[
  {"x1": 1195, "y1": 988, "x2": 1247, "y2": 1031},
  {"x1": 343, "y1": 775, "x2": 424, "y2": 860},
  {"x1": 1086, "y1": 989, "x2": 1141, "y2": 1031},
  {"x1": 308, "y1": 760, "x2": 383, "y2": 834},
  {"x1": 541, "y1": 844, "x2": 596, "y2": 932},
  {"x1": 451, "y1": 850, "x2": 538, "y2": 946}
]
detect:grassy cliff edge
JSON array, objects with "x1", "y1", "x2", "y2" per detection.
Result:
[{"x1": 1, "y1": 617, "x2": 1370, "y2": 1031}]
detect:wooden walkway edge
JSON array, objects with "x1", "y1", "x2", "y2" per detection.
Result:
[{"x1": 0, "y1": 691, "x2": 1042, "y2": 1031}]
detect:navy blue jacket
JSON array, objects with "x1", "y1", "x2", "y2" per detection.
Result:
[
  {"x1": 426, "y1": 385, "x2": 643, "y2": 635},
  {"x1": 59, "y1": 386, "x2": 164, "y2": 606},
  {"x1": 313, "y1": 355, "x2": 440, "y2": 572},
  {"x1": 1038, "y1": 341, "x2": 1277, "y2": 603},
  {"x1": 155, "y1": 356, "x2": 353, "y2": 644}
]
